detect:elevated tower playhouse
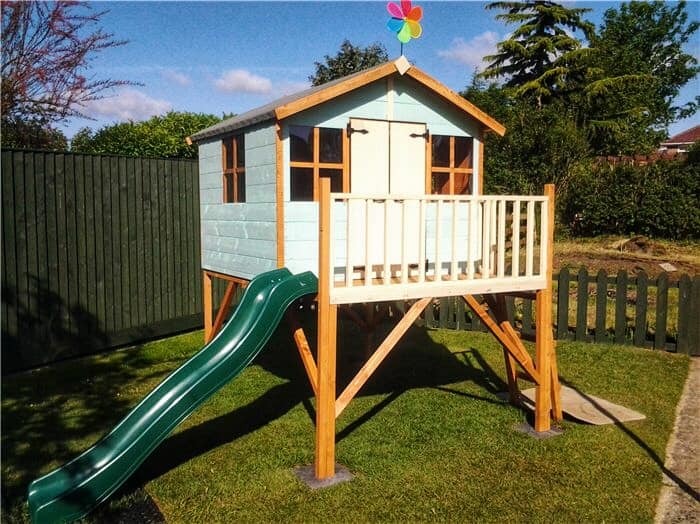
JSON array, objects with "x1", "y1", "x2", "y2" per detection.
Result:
[{"x1": 190, "y1": 57, "x2": 563, "y2": 482}]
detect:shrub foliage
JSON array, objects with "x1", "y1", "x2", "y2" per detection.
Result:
[{"x1": 562, "y1": 154, "x2": 699, "y2": 240}]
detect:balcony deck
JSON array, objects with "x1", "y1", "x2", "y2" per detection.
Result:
[{"x1": 322, "y1": 192, "x2": 552, "y2": 305}]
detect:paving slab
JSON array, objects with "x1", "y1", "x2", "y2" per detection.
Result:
[{"x1": 654, "y1": 358, "x2": 700, "y2": 523}]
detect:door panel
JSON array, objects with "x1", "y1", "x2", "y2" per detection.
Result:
[
  {"x1": 348, "y1": 119, "x2": 426, "y2": 273},
  {"x1": 389, "y1": 121, "x2": 426, "y2": 195},
  {"x1": 349, "y1": 118, "x2": 389, "y2": 195}
]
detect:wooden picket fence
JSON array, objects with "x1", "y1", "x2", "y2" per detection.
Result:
[{"x1": 423, "y1": 267, "x2": 700, "y2": 356}]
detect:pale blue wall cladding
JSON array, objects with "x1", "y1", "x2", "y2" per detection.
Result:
[
  {"x1": 392, "y1": 77, "x2": 481, "y2": 137},
  {"x1": 284, "y1": 201, "x2": 482, "y2": 278},
  {"x1": 198, "y1": 122, "x2": 277, "y2": 280},
  {"x1": 283, "y1": 73, "x2": 485, "y2": 275},
  {"x1": 200, "y1": 72, "x2": 488, "y2": 280}
]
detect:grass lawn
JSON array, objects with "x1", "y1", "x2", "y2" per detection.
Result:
[{"x1": 1, "y1": 318, "x2": 690, "y2": 523}]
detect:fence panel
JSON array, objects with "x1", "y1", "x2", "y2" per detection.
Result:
[
  {"x1": 423, "y1": 267, "x2": 698, "y2": 356},
  {"x1": 1, "y1": 150, "x2": 204, "y2": 373}
]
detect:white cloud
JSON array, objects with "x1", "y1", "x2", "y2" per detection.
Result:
[
  {"x1": 81, "y1": 88, "x2": 172, "y2": 121},
  {"x1": 438, "y1": 31, "x2": 501, "y2": 69},
  {"x1": 161, "y1": 68, "x2": 191, "y2": 86},
  {"x1": 214, "y1": 69, "x2": 273, "y2": 94}
]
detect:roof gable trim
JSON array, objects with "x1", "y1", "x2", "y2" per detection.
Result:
[{"x1": 274, "y1": 58, "x2": 505, "y2": 136}]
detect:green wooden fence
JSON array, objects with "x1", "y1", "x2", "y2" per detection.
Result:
[
  {"x1": 424, "y1": 268, "x2": 700, "y2": 355},
  {"x1": 1, "y1": 149, "x2": 218, "y2": 373}
]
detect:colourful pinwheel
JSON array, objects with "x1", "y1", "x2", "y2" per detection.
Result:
[{"x1": 387, "y1": 1, "x2": 423, "y2": 44}]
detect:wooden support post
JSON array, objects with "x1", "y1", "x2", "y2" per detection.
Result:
[
  {"x1": 534, "y1": 288, "x2": 552, "y2": 431},
  {"x1": 463, "y1": 294, "x2": 540, "y2": 384},
  {"x1": 316, "y1": 177, "x2": 337, "y2": 480},
  {"x1": 203, "y1": 271, "x2": 213, "y2": 343},
  {"x1": 534, "y1": 184, "x2": 560, "y2": 431},
  {"x1": 364, "y1": 302, "x2": 375, "y2": 359}
]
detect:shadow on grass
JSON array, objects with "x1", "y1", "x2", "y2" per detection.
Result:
[
  {"x1": 132, "y1": 304, "x2": 508, "y2": 485},
  {"x1": 2, "y1": 301, "x2": 510, "y2": 521},
  {"x1": 1, "y1": 343, "x2": 180, "y2": 523},
  {"x1": 560, "y1": 379, "x2": 699, "y2": 503}
]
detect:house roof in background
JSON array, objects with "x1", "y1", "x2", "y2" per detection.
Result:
[
  {"x1": 661, "y1": 124, "x2": 700, "y2": 146},
  {"x1": 190, "y1": 57, "x2": 505, "y2": 142}
]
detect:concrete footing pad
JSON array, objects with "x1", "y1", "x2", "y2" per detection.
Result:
[
  {"x1": 293, "y1": 464, "x2": 353, "y2": 489},
  {"x1": 515, "y1": 422, "x2": 564, "y2": 439}
]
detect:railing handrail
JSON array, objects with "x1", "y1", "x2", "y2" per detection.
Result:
[
  {"x1": 330, "y1": 193, "x2": 549, "y2": 203},
  {"x1": 320, "y1": 185, "x2": 554, "y2": 305}
]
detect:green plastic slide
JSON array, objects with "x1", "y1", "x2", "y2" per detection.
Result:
[{"x1": 28, "y1": 268, "x2": 318, "y2": 524}]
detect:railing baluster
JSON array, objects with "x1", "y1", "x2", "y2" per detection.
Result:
[
  {"x1": 497, "y1": 198, "x2": 506, "y2": 278},
  {"x1": 481, "y1": 200, "x2": 490, "y2": 278},
  {"x1": 512, "y1": 200, "x2": 520, "y2": 277},
  {"x1": 401, "y1": 199, "x2": 408, "y2": 284},
  {"x1": 435, "y1": 199, "x2": 442, "y2": 281},
  {"x1": 539, "y1": 200, "x2": 548, "y2": 277},
  {"x1": 450, "y1": 200, "x2": 458, "y2": 280},
  {"x1": 467, "y1": 200, "x2": 475, "y2": 279},
  {"x1": 328, "y1": 193, "x2": 335, "y2": 287},
  {"x1": 418, "y1": 199, "x2": 426, "y2": 283},
  {"x1": 345, "y1": 199, "x2": 352, "y2": 287},
  {"x1": 489, "y1": 199, "x2": 497, "y2": 273},
  {"x1": 383, "y1": 199, "x2": 390, "y2": 285},
  {"x1": 364, "y1": 199, "x2": 371, "y2": 286},
  {"x1": 525, "y1": 200, "x2": 535, "y2": 277}
]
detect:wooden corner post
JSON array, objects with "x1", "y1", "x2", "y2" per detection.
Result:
[
  {"x1": 534, "y1": 184, "x2": 560, "y2": 431},
  {"x1": 203, "y1": 271, "x2": 213, "y2": 343},
  {"x1": 316, "y1": 177, "x2": 338, "y2": 479}
]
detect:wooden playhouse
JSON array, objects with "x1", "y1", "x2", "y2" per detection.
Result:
[{"x1": 190, "y1": 56, "x2": 562, "y2": 482}]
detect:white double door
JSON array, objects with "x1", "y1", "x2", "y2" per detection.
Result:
[{"x1": 347, "y1": 118, "x2": 426, "y2": 272}]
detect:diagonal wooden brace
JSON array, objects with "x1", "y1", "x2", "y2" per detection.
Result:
[
  {"x1": 463, "y1": 294, "x2": 540, "y2": 385},
  {"x1": 335, "y1": 297, "x2": 431, "y2": 418},
  {"x1": 285, "y1": 310, "x2": 319, "y2": 396}
]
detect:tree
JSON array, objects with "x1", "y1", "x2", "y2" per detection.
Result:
[
  {"x1": 588, "y1": 1, "x2": 699, "y2": 148},
  {"x1": 1, "y1": 120, "x2": 67, "y2": 151},
  {"x1": 2, "y1": 1, "x2": 132, "y2": 149},
  {"x1": 309, "y1": 40, "x2": 389, "y2": 86},
  {"x1": 480, "y1": 1, "x2": 595, "y2": 106},
  {"x1": 71, "y1": 111, "x2": 222, "y2": 159}
]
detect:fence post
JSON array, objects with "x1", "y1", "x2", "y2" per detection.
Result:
[
  {"x1": 634, "y1": 271, "x2": 648, "y2": 348},
  {"x1": 522, "y1": 298, "x2": 533, "y2": 338},
  {"x1": 575, "y1": 267, "x2": 589, "y2": 341},
  {"x1": 614, "y1": 270, "x2": 628, "y2": 345},
  {"x1": 677, "y1": 274, "x2": 691, "y2": 355},
  {"x1": 595, "y1": 269, "x2": 608, "y2": 343},
  {"x1": 655, "y1": 273, "x2": 669, "y2": 351},
  {"x1": 556, "y1": 267, "x2": 570, "y2": 340},
  {"x1": 690, "y1": 277, "x2": 700, "y2": 356}
]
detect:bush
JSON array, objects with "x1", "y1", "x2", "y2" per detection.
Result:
[{"x1": 562, "y1": 155, "x2": 700, "y2": 239}]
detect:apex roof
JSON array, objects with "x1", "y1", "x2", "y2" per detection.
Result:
[
  {"x1": 191, "y1": 57, "x2": 505, "y2": 142},
  {"x1": 661, "y1": 125, "x2": 700, "y2": 146}
]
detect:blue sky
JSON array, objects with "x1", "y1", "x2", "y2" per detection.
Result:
[{"x1": 65, "y1": 1, "x2": 700, "y2": 138}]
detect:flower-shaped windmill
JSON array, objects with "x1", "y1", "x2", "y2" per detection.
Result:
[{"x1": 387, "y1": 0, "x2": 423, "y2": 50}]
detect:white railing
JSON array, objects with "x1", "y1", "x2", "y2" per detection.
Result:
[{"x1": 319, "y1": 184, "x2": 553, "y2": 304}]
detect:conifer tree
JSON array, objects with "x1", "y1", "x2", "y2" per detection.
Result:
[{"x1": 479, "y1": 1, "x2": 595, "y2": 106}]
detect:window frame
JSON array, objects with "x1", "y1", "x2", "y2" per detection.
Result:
[
  {"x1": 222, "y1": 134, "x2": 245, "y2": 203},
  {"x1": 426, "y1": 134, "x2": 474, "y2": 195},
  {"x1": 289, "y1": 126, "x2": 348, "y2": 201}
]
